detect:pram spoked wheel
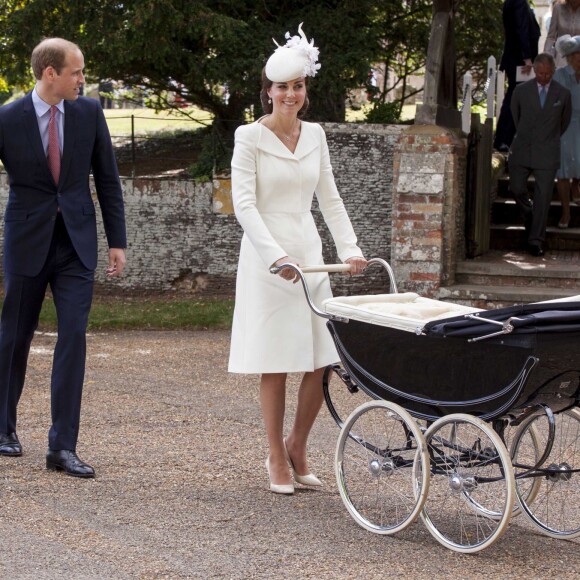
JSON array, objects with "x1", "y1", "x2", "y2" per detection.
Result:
[
  {"x1": 335, "y1": 400, "x2": 429, "y2": 535},
  {"x1": 418, "y1": 414, "x2": 515, "y2": 553},
  {"x1": 511, "y1": 407, "x2": 580, "y2": 539}
]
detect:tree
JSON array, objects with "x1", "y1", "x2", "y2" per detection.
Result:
[
  {"x1": 0, "y1": 1, "x2": 506, "y2": 171},
  {"x1": 366, "y1": 0, "x2": 504, "y2": 116},
  {"x1": 0, "y1": 0, "x2": 383, "y2": 125}
]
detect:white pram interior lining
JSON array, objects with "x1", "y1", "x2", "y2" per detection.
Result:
[{"x1": 323, "y1": 292, "x2": 484, "y2": 333}]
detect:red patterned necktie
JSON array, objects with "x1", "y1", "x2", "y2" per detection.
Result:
[{"x1": 48, "y1": 105, "x2": 61, "y2": 184}]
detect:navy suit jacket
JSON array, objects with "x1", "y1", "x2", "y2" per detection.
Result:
[
  {"x1": 0, "y1": 93, "x2": 126, "y2": 277},
  {"x1": 500, "y1": 0, "x2": 541, "y2": 74}
]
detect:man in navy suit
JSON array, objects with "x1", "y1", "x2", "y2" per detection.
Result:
[
  {"x1": 494, "y1": 0, "x2": 541, "y2": 151},
  {"x1": 0, "y1": 38, "x2": 127, "y2": 477},
  {"x1": 509, "y1": 53, "x2": 571, "y2": 256}
]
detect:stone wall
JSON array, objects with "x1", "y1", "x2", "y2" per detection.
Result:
[{"x1": 0, "y1": 123, "x2": 404, "y2": 297}]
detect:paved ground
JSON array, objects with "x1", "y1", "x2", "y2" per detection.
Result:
[{"x1": 1, "y1": 330, "x2": 578, "y2": 579}]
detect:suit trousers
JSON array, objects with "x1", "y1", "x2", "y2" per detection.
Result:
[
  {"x1": 0, "y1": 213, "x2": 94, "y2": 450},
  {"x1": 509, "y1": 162, "x2": 557, "y2": 245},
  {"x1": 494, "y1": 68, "x2": 518, "y2": 150}
]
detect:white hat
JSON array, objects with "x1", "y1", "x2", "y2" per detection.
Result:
[
  {"x1": 556, "y1": 34, "x2": 580, "y2": 57},
  {"x1": 265, "y1": 23, "x2": 321, "y2": 83}
]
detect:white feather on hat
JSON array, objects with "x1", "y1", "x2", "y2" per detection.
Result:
[
  {"x1": 265, "y1": 23, "x2": 321, "y2": 83},
  {"x1": 556, "y1": 34, "x2": 580, "y2": 57}
]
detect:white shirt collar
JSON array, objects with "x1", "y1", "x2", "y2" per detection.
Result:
[{"x1": 32, "y1": 87, "x2": 65, "y2": 116}]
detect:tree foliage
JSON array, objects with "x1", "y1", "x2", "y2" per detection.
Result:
[
  {"x1": 0, "y1": 0, "x2": 383, "y2": 126},
  {"x1": 0, "y1": 0, "x2": 506, "y2": 170},
  {"x1": 0, "y1": 1, "x2": 505, "y2": 121},
  {"x1": 366, "y1": 0, "x2": 504, "y2": 115}
]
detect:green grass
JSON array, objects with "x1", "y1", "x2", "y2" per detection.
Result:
[
  {"x1": 37, "y1": 296, "x2": 234, "y2": 331},
  {"x1": 345, "y1": 103, "x2": 417, "y2": 123},
  {"x1": 104, "y1": 107, "x2": 212, "y2": 137}
]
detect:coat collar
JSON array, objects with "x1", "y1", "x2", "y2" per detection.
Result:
[{"x1": 256, "y1": 120, "x2": 318, "y2": 160}]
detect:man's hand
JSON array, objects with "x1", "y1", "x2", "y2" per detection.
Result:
[
  {"x1": 521, "y1": 58, "x2": 533, "y2": 74},
  {"x1": 106, "y1": 248, "x2": 126, "y2": 278}
]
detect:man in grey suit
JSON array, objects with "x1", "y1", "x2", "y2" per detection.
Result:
[{"x1": 509, "y1": 53, "x2": 572, "y2": 256}]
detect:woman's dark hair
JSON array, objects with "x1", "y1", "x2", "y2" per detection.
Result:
[{"x1": 259, "y1": 68, "x2": 310, "y2": 117}]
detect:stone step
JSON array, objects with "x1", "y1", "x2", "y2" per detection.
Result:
[
  {"x1": 491, "y1": 197, "x2": 580, "y2": 225},
  {"x1": 496, "y1": 175, "x2": 559, "y2": 199},
  {"x1": 490, "y1": 223, "x2": 580, "y2": 251},
  {"x1": 438, "y1": 250, "x2": 580, "y2": 308},
  {"x1": 437, "y1": 283, "x2": 580, "y2": 310},
  {"x1": 455, "y1": 254, "x2": 580, "y2": 287}
]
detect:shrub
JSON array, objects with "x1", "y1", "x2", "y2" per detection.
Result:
[{"x1": 364, "y1": 101, "x2": 402, "y2": 124}]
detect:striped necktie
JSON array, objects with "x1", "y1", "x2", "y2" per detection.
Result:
[{"x1": 47, "y1": 105, "x2": 61, "y2": 184}]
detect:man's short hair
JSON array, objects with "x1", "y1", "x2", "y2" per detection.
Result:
[
  {"x1": 533, "y1": 52, "x2": 556, "y2": 69},
  {"x1": 31, "y1": 38, "x2": 81, "y2": 80}
]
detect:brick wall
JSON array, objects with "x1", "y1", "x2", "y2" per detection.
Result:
[
  {"x1": 0, "y1": 123, "x2": 404, "y2": 297},
  {"x1": 391, "y1": 125, "x2": 467, "y2": 297}
]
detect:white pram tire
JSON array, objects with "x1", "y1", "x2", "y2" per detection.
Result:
[
  {"x1": 511, "y1": 406, "x2": 580, "y2": 539},
  {"x1": 335, "y1": 400, "x2": 429, "y2": 535},
  {"x1": 419, "y1": 413, "x2": 515, "y2": 553}
]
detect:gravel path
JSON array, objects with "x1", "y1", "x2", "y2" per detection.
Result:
[{"x1": 1, "y1": 330, "x2": 578, "y2": 579}]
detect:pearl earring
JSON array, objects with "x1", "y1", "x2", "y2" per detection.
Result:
[{"x1": 268, "y1": 98, "x2": 272, "y2": 104}]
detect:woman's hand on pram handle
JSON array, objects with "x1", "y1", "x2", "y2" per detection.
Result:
[
  {"x1": 272, "y1": 257, "x2": 302, "y2": 284},
  {"x1": 345, "y1": 256, "x2": 368, "y2": 276}
]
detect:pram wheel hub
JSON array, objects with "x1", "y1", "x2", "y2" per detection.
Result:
[
  {"x1": 546, "y1": 462, "x2": 572, "y2": 482},
  {"x1": 449, "y1": 473, "x2": 477, "y2": 493},
  {"x1": 368, "y1": 457, "x2": 395, "y2": 478}
]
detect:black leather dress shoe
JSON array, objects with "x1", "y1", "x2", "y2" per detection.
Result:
[
  {"x1": 528, "y1": 243, "x2": 544, "y2": 257},
  {"x1": 0, "y1": 432, "x2": 22, "y2": 456},
  {"x1": 46, "y1": 449, "x2": 95, "y2": 478}
]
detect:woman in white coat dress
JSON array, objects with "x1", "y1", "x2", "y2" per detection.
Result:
[{"x1": 228, "y1": 24, "x2": 367, "y2": 495}]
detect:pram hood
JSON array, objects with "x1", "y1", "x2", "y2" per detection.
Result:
[{"x1": 424, "y1": 301, "x2": 580, "y2": 339}]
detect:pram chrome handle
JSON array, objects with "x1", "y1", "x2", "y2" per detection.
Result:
[
  {"x1": 464, "y1": 314, "x2": 525, "y2": 342},
  {"x1": 269, "y1": 258, "x2": 399, "y2": 322}
]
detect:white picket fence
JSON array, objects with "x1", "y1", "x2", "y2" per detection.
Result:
[{"x1": 460, "y1": 56, "x2": 505, "y2": 134}]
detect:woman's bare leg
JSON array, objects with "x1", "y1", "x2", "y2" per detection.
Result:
[
  {"x1": 571, "y1": 178, "x2": 580, "y2": 203},
  {"x1": 285, "y1": 367, "x2": 325, "y2": 475},
  {"x1": 557, "y1": 178, "x2": 571, "y2": 226},
  {"x1": 260, "y1": 372, "x2": 293, "y2": 485}
]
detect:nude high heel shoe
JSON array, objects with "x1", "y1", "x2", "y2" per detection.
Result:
[
  {"x1": 265, "y1": 458, "x2": 294, "y2": 495},
  {"x1": 283, "y1": 439, "x2": 323, "y2": 487}
]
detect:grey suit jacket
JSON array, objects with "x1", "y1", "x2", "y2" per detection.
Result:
[{"x1": 509, "y1": 79, "x2": 572, "y2": 170}]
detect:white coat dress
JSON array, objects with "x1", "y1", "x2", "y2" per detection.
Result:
[{"x1": 228, "y1": 120, "x2": 363, "y2": 374}]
